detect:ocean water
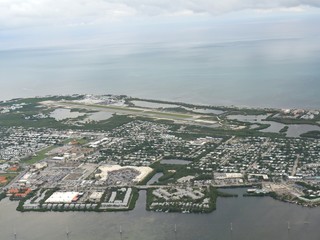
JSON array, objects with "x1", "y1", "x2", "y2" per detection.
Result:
[
  {"x1": 0, "y1": 20, "x2": 320, "y2": 109},
  {"x1": 1, "y1": 189, "x2": 320, "y2": 240},
  {"x1": 1, "y1": 18, "x2": 320, "y2": 239}
]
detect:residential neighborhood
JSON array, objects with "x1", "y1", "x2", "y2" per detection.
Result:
[{"x1": 1, "y1": 95, "x2": 320, "y2": 212}]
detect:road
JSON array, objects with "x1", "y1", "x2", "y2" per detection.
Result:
[{"x1": 291, "y1": 155, "x2": 300, "y2": 176}]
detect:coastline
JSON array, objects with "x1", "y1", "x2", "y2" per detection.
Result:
[{"x1": 1, "y1": 94, "x2": 320, "y2": 215}]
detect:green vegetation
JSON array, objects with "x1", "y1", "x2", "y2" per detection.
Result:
[
  {"x1": 146, "y1": 189, "x2": 154, "y2": 210},
  {"x1": 0, "y1": 95, "x2": 83, "y2": 107},
  {"x1": 146, "y1": 186, "x2": 232, "y2": 213},
  {"x1": 300, "y1": 131, "x2": 320, "y2": 139},
  {"x1": 138, "y1": 170, "x2": 156, "y2": 185},
  {"x1": 0, "y1": 98, "x2": 133, "y2": 132},
  {"x1": 17, "y1": 188, "x2": 60, "y2": 212},
  {"x1": 0, "y1": 172, "x2": 19, "y2": 178},
  {"x1": 295, "y1": 181, "x2": 320, "y2": 191},
  {"x1": 266, "y1": 116, "x2": 320, "y2": 126},
  {"x1": 161, "y1": 107, "x2": 195, "y2": 114},
  {"x1": 22, "y1": 145, "x2": 57, "y2": 165},
  {"x1": 252, "y1": 123, "x2": 271, "y2": 131},
  {"x1": 74, "y1": 138, "x2": 89, "y2": 145},
  {"x1": 0, "y1": 112, "x2": 66, "y2": 129},
  {"x1": 268, "y1": 191, "x2": 297, "y2": 204},
  {"x1": 176, "y1": 124, "x2": 281, "y2": 139},
  {"x1": 0, "y1": 173, "x2": 19, "y2": 185},
  {"x1": 3, "y1": 95, "x2": 320, "y2": 213},
  {"x1": 0, "y1": 192, "x2": 6, "y2": 202},
  {"x1": 97, "y1": 188, "x2": 139, "y2": 212},
  {"x1": 128, "y1": 188, "x2": 139, "y2": 210},
  {"x1": 70, "y1": 108, "x2": 96, "y2": 113},
  {"x1": 0, "y1": 95, "x2": 286, "y2": 143},
  {"x1": 128, "y1": 97, "x2": 275, "y2": 116},
  {"x1": 80, "y1": 114, "x2": 133, "y2": 131},
  {"x1": 279, "y1": 126, "x2": 289, "y2": 134},
  {"x1": 17, "y1": 187, "x2": 139, "y2": 213},
  {"x1": 216, "y1": 191, "x2": 238, "y2": 198},
  {"x1": 150, "y1": 161, "x2": 202, "y2": 185},
  {"x1": 0, "y1": 96, "x2": 87, "y2": 129},
  {"x1": 62, "y1": 101, "x2": 193, "y2": 119},
  {"x1": 16, "y1": 190, "x2": 36, "y2": 212},
  {"x1": 243, "y1": 193, "x2": 269, "y2": 197},
  {"x1": 193, "y1": 174, "x2": 213, "y2": 181}
]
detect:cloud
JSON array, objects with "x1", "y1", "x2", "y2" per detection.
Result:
[
  {"x1": 0, "y1": 0, "x2": 136, "y2": 28},
  {"x1": 0, "y1": 0, "x2": 319, "y2": 29}
]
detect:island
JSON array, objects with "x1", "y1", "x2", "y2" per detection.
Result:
[{"x1": 0, "y1": 94, "x2": 320, "y2": 213}]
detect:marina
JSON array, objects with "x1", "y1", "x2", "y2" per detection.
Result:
[{"x1": 1, "y1": 188, "x2": 320, "y2": 240}]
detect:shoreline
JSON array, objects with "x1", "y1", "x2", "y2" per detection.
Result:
[{"x1": 1, "y1": 94, "x2": 320, "y2": 215}]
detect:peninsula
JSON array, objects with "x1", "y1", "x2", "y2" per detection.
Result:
[{"x1": 0, "y1": 94, "x2": 320, "y2": 213}]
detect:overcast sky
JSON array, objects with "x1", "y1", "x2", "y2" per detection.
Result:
[{"x1": 1, "y1": 0, "x2": 320, "y2": 49}]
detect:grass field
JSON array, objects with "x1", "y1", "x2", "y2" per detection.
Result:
[{"x1": 22, "y1": 145, "x2": 57, "y2": 165}]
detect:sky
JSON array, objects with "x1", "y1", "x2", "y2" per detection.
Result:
[{"x1": 0, "y1": 0, "x2": 320, "y2": 50}]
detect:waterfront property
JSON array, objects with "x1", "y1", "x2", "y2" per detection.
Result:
[{"x1": 1, "y1": 94, "x2": 320, "y2": 212}]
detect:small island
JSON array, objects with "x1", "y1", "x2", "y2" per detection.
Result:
[{"x1": 1, "y1": 94, "x2": 320, "y2": 213}]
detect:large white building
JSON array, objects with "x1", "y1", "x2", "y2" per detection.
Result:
[{"x1": 45, "y1": 192, "x2": 80, "y2": 203}]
